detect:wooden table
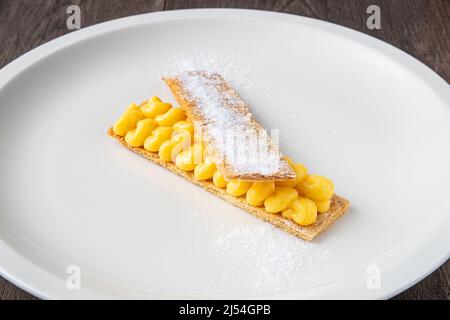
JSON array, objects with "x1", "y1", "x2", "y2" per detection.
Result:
[{"x1": 0, "y1": 0, "x2": 448, "y2": 300}]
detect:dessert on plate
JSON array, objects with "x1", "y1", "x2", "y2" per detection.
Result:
[{"x1": 108, "y1": 71, "x2": 349, "y2": 240}]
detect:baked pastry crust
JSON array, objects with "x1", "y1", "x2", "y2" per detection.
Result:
[{"x1": 163, "y1": 71, "x2": 296, "y2": 181}]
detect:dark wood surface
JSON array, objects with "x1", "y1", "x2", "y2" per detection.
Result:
[{"x1": 0, "y1": 0, "x2": 448, "y2": 300}]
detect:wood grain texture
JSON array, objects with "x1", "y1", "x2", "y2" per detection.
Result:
[{"x1": 0, "y1": 0, "x2": 448, "y2": 300}]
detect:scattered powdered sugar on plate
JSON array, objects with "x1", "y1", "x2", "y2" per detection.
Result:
[
  {"x1": 186, "y1": 208, "x2": 346, "y2": 294},
  {"x1": 211, "y1": 222, "x2": 336, "y2": 292},
  {"x1": 164, "y1": 47, "x2": 260, "y2": 96}
]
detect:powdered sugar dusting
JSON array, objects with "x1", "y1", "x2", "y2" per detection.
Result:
[
  {"x1": 173, "y1": 71, "x2": 292, "y2": 178},
  {"x1": 164, "y1": 49, "x2": 292, "y2": 177}
]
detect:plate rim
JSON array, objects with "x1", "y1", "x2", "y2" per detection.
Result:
[{"x1": 0, "y1": 8, "x2": 449, "y2": 300}]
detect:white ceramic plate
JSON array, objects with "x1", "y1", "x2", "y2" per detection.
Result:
[{"x1": 0, "y1": 9, "x2": 449, "y2": 299}]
